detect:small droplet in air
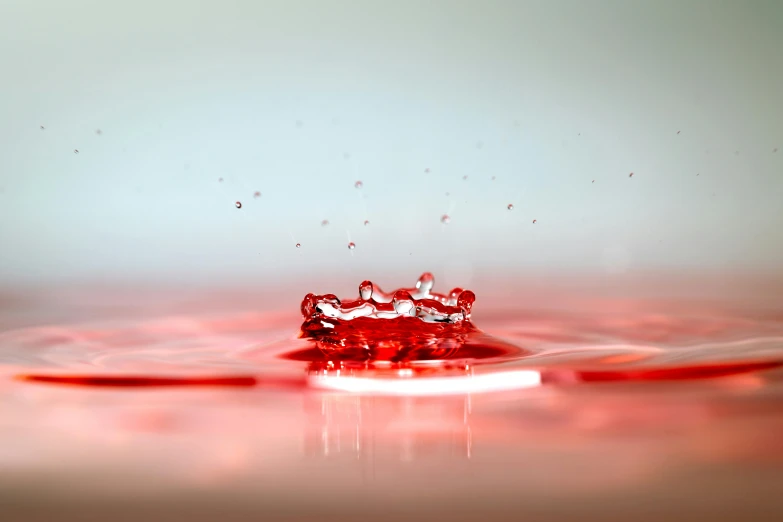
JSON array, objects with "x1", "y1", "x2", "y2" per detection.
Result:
[
  {"x1": 363, "y1": 220, "x2": 369, "y2": 226},
  {"x1": 95, "y1": 129, "x2": 102, "y2": 135},
  {"x1": 462, "y1": 175, "x2": 468, "y2": 180},
  {"x1": 532, "y1": 219, "x2": 537, "y2": 224},
  {"x1": 343, "y1": 152, "x2": 351, "y2": 160},
  {"x1": 441, "y1": 214, "x2": 451, "y2": 224},
  {"x1": 592, "y1": 179, "x2": 595, "y2": 183},
  {"x1": 354, "y1": 181, "x2": 363, "y2": 189},
  {"x1": 235, "y1": 201, "x2": 242, "y2": 209},
  {"x1": 253, "y1": 191, "x2": 261, "y2": 198},
  {"x1": 445, "y1": 192, "x2": 450, "y2": 197},
  {"x1": 218, "y1": 177, "x2": 224, "y2": 183},
  {"x1": 40, "y1": 125, "x2": 45, "y2": 130},
  {"x1": 677, "y1": 130, "x2": 681, "y2": 135},
  {"x1": 491, "y1": 176, "x2": 496, "y2": 181},
  {"x1": 321, "y1": 219, "x2": 329, "y2": 227},
  {"x1": 73, "y1": 149, "x2": 79, "y2": 154},
  {"x1": 295, "y1": 120, "x2": 303, "y2": 128},
  {"x1": 359, "y1": 280, "x2": 373, "y2": 300},
  {"x1": 296, "y1": 243, "x2": 301, "y2": 248},
  {"x1": 476, "y1": 141, "x2": 484, "y2": 149},
  {"x1": 507, "y1": 204, "x2": 514, "y2": 210},
  {"x1": 348, "y1": 242, "x2": 356, "y2": 250},
  {"x1": 774, "y1": 148, "x2": 778, "y2": 153},
  {"x1": 629, "y1": 172, "x2": 634, "y2": 178}
]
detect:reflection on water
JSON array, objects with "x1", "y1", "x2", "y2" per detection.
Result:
[{"x1": 304, "y1": 394, "x2": 472, "y2": 462}]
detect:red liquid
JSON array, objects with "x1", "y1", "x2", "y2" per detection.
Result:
[{"x1": 2, "y1": 276, "x2": 783, "y2": 521}]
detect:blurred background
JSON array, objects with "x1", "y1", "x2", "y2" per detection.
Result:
[{"x1": 1, "y1": 0, "x2": 781, "y2": 294}]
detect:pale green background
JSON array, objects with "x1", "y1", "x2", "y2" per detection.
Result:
[{"x1": 1, "y1": 0, "x2": 781, "y2": 289}]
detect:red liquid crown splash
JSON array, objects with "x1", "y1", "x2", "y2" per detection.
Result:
[{"x1": 298, "y1": 274, "x2": 515, "y2": 365}]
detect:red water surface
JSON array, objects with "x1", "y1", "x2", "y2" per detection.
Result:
[{"x1": 1, "y1": 275, "x2": 783, "y2": 521}]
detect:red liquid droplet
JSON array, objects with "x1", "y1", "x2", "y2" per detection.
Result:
[
  {"x1": 348, "y1": 242, "x2": 356, "y2": 250},
  {"x1": 296, "y1": 243, "x2": 301, "y2": 248},
  {"x1": 354, "y1": 181, "x2": 363, "y2": 189},
  {"x1": 293, "y1": 274, "x2": 525, "y2": 368},
  {"x1": 253, "y1": 191, "x2": 261, "y2": 198},
  {"x1": 532, "y1": 219, "x2": 537, "y2": 224},
  {"x1": 629, "y1": 172, "x2": 634, "y2": 178},
  {"x1": 507, "y1": 204, "x2": 514, "y2": 210},
  {"x1": 321, "y1": 219, "x2": 329, "y2": 227},
  {"x1": 235, "y1": 201, "x2": 242, "y2": 209},
  {"x1": 441, "y1": 214, "x2": 451, "y2": 224},
  {"x1": 364, "y1": 220, "x2": 369, "y2": 226}
]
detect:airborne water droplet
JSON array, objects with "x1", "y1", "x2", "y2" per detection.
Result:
[
  {"x1": 235, "y1": 201, "x2": 242, "y2": 209},
  {"x1": 348, "y1": 242, "x2": 356, "y2": 250},
  {"x1": 629, "y1": 172, "x2": 634, "y2": 178},
  {"x1": 321, "y1": 219, "x2": 329, "y2": 227},
  {"x1": 364, "y1": 220, "x2": 369, "y2": 226},
  {"x1": 296, "y1": 243, "x2": 301, "y2": 248},
  {"x1": 218, "y1": 177, "x2": 224, "y2": 183},
  {"x1": 441, "y1": 214, "x2": 451, "y2": 224},
  {"x1": 253, "y1": 191, "x2": 261, "y2": 198},
  {"x1": 507, "y1": 204, "x2": 514, "y2": 210},
  {"x1": 462, "y1": 175, "x2": 468, "y2": 180},
  {"x1": 354, "y1": 181, "x2": 363, "y2": 189},
  {"x1": 73, "y1": 149, "x2": 79, "y2": 154},
  {"x1": 532, "y1": 219, "x2": 537, "y2": 224}
]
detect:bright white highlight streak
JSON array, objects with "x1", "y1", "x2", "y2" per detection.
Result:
[{"x1": 309, "y1": 370, "x2": 542, "y2": 396}]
